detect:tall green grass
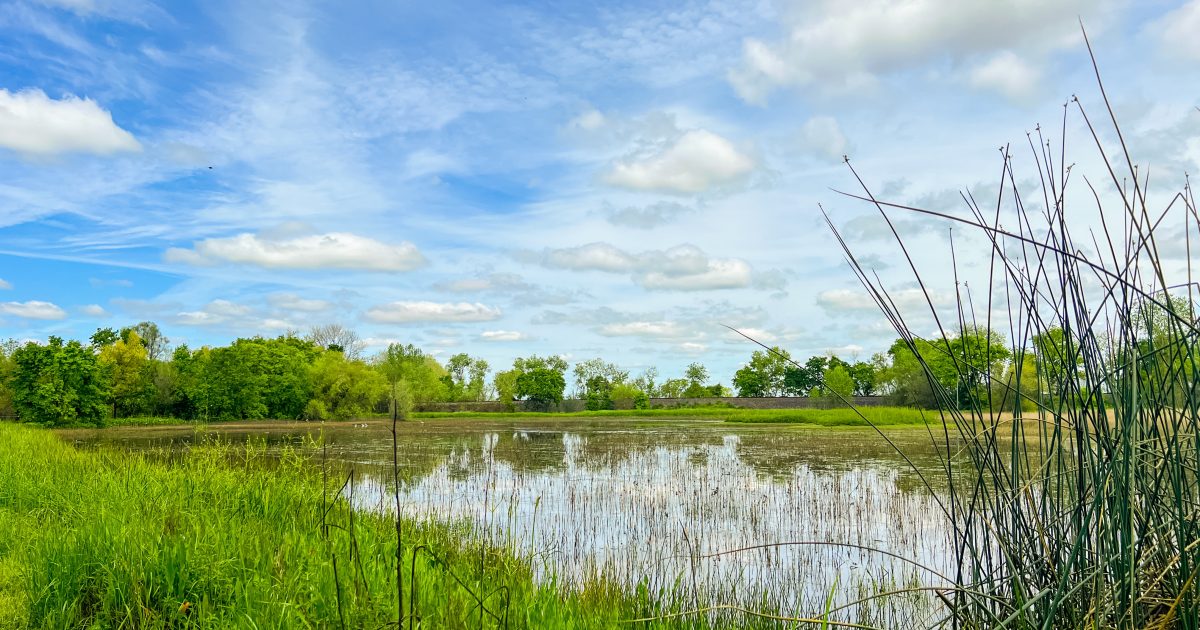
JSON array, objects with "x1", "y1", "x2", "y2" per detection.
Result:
[{"x1": 828, "y1": 35, "x2": 1200, "y2": 628}]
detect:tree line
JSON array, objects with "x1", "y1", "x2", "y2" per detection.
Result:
[{"x1": 0, "y1": 320, "x2": 1088, "y2": 427}]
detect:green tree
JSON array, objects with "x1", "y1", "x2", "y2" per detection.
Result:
[
  {"x1": 610, "y1": 382, "x2": 648, "y2": 409},
  {"x1": 572, "y1": 358, "x2": 628, "y2": 397},
  {"x1": 98, "y1": 330, "x2": 151, "y2": 418},
  {"x1": 10, "y1": 337, "x2": 109, "y2": 426},
  {"x1": 376, "y1": 343, "x2": 448, "y2": 416},
  {"x1": 306, "y1": 351, "x2": 388, "y2": 420},
  {"x1": 493, "y1": 369, "x2": 520, "y2": 411},
  {"x1": 821, "y1": 364, "x2": 855, "y2": 406},
  {"x1": 444, "y1": 353, "x2": 490, "y2": 401},
  {"x1": 120, "y1": 321, "x2": 169, "y2": 361},
  {"x1": 733, "y1": 347, "x2": 793, "y2": 397},
  {"x1": 584, "y1": 375, "x2": 614, "y2": 410},
  {"x1": 516, "y1": 368, "x2": 566, "y2": 411}
]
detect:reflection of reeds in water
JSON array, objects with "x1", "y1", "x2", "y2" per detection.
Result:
[
  {"x1": 352, "y1": 427, "x2": 951, "y2": 627},
  {"x1": 826, "y1": 32, "x2": 1200, "y2": 628}
]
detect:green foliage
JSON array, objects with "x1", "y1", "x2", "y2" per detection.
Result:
[
  {"x1": 10, "y1": 337, "x2": 108, "y2": 426},
  {"x1": 820, "y1": 365, "x2": 855, "y2": 406},
  {"x1": 733, "y1": 347, "x2": 794, "y2": 397},
  {"x1": 443, "y1": 352, "x2": 489, "y2": 401},
  {"x1": 609, "y1": 382, "x2": 648, "y2": 409},
  {"x1": 376, "y1": 343, "x2": 448, "y2": 409},
  {"x1": 172, "y1": 336, "x2": 320, "y2": 421},
  {"x1": 97, "y1": 330, "x2": 152, "y2": 418},
  {"x1": 306, "y1": 351, "x2": 388, "y2": 420},
  {"x1": 516, "y1": 368, "x2": 566, "y2": 411}
]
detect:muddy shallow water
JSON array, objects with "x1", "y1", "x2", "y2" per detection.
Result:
[{"x1": 63, "y1": 418, "x2": 957, "y2": 624}]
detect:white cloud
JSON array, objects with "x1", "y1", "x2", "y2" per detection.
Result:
[
  {"x1": 0, "y1": 300, "x2": 67, "y2": 320},
  {"x1": 817, "y1": 287, "x2": 952, "y2": 312},
  {"x1": 364, "y1": 301, "x2": 502, "y2": 324},
  {"x1": 81, "y1": 304, "x2": 107, "y2": 316},
  {"x1": 534, "y1": 242, "x2": 757, "y2": 291},
  {"x1": 602, "y1": 201, "x2": 694, "y2": 229},
  {"x1": 604, "y1": 129, "x2": 754, "y2": 193},
  {"x1": 0, "y1": 89, "x2": 141, "y2": 157},
  {"x1": 175, "y1": 299, "x2": 257, "y2": 326},
  {"x1": 268, "y1": 293, "x2": 334, "y2": 312},
  {"x1": 165, "y1": 232, "x2": 425, "y2": 272},
  {"x1": 800, "y1": 116, "x2": 848, "y2": 161},
  {"x1": 638, "y1": 258, "x2": 752, "y2": 291},
  {"x1": 598, "y1": 321, "x2": 689, "y2": 339},
  {"x1": 0, "y1": 278, "x2": 10, "y2": 290},
  {"x1": 728, "y1": 0, "x2": 1100, "y2": 102},
  {"x1": 968, "y1": 51, "x2": 1040, "y2": 101},
  {"x1": 1153, "y1": 0, "x2": 1200, "y2": 60},
  {"x1": 480, "y1": 330, "x2": 527, "y2": 342}
]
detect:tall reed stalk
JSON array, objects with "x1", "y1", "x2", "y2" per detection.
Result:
[{"x1": 829, "y1": 33, "x2": 1200, "y2": 629}]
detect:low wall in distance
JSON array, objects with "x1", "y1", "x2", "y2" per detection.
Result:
[{"x1": 415, "y1": 395, "x2": 892, "y2": 413}]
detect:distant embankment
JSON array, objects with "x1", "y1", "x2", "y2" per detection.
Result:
[{"x1": 415, "y1": 395, "x2": 893, "y2": 413}]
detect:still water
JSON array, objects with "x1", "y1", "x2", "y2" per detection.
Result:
[{"x1": 65, "y1": 418, "x2": 955, "y2": 624}]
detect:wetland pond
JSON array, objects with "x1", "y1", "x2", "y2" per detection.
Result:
[{"x1": 64, "y1": 418, "x2": 957, "y2": 624}]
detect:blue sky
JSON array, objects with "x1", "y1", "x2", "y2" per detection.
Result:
[{"x1": 2, "y1": 0, "x2": 1199, "y2": 384}]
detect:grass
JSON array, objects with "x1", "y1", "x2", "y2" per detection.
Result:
[{"x1": 0, "y1": 421, "x2": 789, "y2": 629}]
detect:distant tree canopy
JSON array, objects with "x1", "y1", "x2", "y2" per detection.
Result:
[{"x1": 0, "y1": 317, "x2": 1101, "y2": 426}]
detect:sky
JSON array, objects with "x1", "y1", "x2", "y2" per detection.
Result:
[{"x1": 1, "y1": 0, "x2": 1199, "y2": 385}]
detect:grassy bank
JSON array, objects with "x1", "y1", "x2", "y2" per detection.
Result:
[
  {"x1": 0, "y1": 422, "x2": 754, "y2": 629},
  {"x1": 413, "y1": 405, "x2": 935, "y2": 426}
]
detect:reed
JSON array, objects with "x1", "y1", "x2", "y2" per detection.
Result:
[{"x1": 828, "y1": 32, "x2": 1200, "y2": 629}]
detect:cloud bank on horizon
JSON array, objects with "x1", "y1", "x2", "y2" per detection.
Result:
[{"x1": 1, "y1": 0, "x2": 1198, "y2": 382}]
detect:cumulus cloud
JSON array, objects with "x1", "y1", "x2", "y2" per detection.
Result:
[
  {"x1": 165, "y1": 232, "x2": 426, "y2": 272},
  {"x1": 968, "y1": 51, "x2": 1040, "y2": 101},
  {"x1": 728, "y1": 0, "x2": 1101, "y2": 103},
  {"x1": 604, "y1": 129, "x2": 754, "y2": 193},
  {"x1": 0, "y1": 88, "x2": 141, "y2": 157},
  {"x1": 1152, "y1": 0, "x2": 1200, "y2": 60},
  {"x1": 480, "y1": 330, "x2": 527, "y2": 342},
  {"x1": 800, "y1": 116, "x2": 848, "y2": 161},
  {"x1": 81, "y1": 304, "x2": 107, "y2": 316},
  {"x1": 533, "y1": 242, "x2": 758, "y2": 291},
  {"x1": 364, "y1": 301, "x2": 501, "y2": 324},
  {"x1": 0, "y1": 300, "x2": 67, "y2": 320},
  {"x1": 267, "y1": 293, "x2": 334, "y2": 312},
  {"x1": 818, "y1": 287, "x2": 952, "y2": 312},
  {"x1": 0, "y1": 278, "x2": 10, "y2": 290},
  {"x1": 598, "y1": 321, "x2": 689, "y2": 339}
]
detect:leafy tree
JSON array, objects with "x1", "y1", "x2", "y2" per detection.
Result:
[
  {"x1": 610, "y1": 382, "x2": 649, "y2": 409},
  {"x1": 516, "y1": 368, "x2": 565, "y2": 411},
  {"x1": 657, "y1": 378, "x2": 689, "y2": 398},
  {"x1": 306, "y1": 351, "x2": 387, "y2": 420},
  {"x1": 376, "y1": 343, "x2": 448, "y2": 415},
  {"x1": 120, "y1": 321, "x2": 170, "y2": 361},
  {"x1": 444, "y1": 353, "x2": 490, "y2": 401},
  {"x1": 847, "y1": 360, "x2": 879, "y2": 396},
  {"x1": 10, "y1": 337, "x2": 109, "y2": 426},
  {"x1": 493, "y1": 369, "x2": 520, "y2": 411},
  {"x1": 733, "y1": 347, "x2": 793, "y2": 397},
  {"x1": 631, "y1": 367, "x2": 659, "y2": 397},
  {"x1": 0, "y1": 340, "x2": 17, "y2": 418},
  {"x1": 584, "y1": 375, "x2": 614, "y2": 411},
  {"x1": 1032, "y1": 327, "x2": 1081, "y2": 400},
  {"x1": 89, "y1": 327, "x2": 119, "y2": 349},
  {"x1": 572, "y1": 358, "x2": 628, "y2": 397},
  {"x1": 98, "y1": 330, "x2": 152, "y2": 418},
  {"x1": 821, "y1": 364, "x2": 855, "y2": 405}
]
